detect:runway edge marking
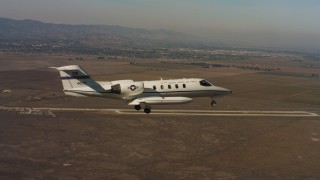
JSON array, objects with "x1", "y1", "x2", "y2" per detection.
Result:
[{"x1": 0, "y1": 106, "x2": 319, "y2": 117}]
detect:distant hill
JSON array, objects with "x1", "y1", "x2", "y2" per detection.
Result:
[{"x1": 0, "y1": 17, "x2": 195, "y2": 48}]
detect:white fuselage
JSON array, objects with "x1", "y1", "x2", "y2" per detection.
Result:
[{"x1": 65, "y1": 78, "x2": 231, "y2": 100}]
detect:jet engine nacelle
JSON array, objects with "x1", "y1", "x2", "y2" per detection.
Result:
[{"x1": 111, "y1": 81, "x2": 144, "y2": 97}]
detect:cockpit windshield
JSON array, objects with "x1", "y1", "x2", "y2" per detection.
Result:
[{"x1": 199, "y1": 80, "x2": 213, "y2": 87}]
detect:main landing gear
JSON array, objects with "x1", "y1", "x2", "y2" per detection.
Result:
[
  {"x1": 211, "y1": 99, "x2": 217, "y2": 107},
  {"x1": 134, "y1": 105, "x2": 141, "y2": 111},
  {"x1": 144, "y1": 107, "x2": 151, "y2": 114},
  {"x1": 134, "y1": 104, "x2": 151, "y2": 114}
]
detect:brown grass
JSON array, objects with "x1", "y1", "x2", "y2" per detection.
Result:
[{"x1": 0, "y1": 55, "x2": 320, "y2": 179}]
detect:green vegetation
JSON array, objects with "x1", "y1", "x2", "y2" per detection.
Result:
[
  {"x1": 68, "y1": 57, "x2": 85, "y2": 61},
  {"x1": 260, "y1": 72, "x2": 319, "y2": 78},
  {"x1": 303, "y1": 54, "x2": 320, "y2": 61}
]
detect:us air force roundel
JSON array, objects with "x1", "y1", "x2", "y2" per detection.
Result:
[{"x1": 130, "y1": 85, "x2": 137, "y2": 91}]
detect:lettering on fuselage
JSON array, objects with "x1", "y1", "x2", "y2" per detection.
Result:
[{"x1": 159, "y1": 80, "x2": 197, "y2": 85}]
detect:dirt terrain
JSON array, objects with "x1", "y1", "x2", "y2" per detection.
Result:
[{"x1": 0, "y1": 55, "x2": 320, "y2": 179}]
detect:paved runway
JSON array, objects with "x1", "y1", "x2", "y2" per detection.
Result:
[
  {"x1": 114, "y1": 109, "x2": 319, "y2": 117},
  {"x1": 1, "y1": 106, "x2": 319, "y2": 117}
]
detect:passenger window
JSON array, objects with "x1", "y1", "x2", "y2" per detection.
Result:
[
  {"x1": 183, "y1": 84, "x2": 186, "y2": 88},
  {"x1": 161, "y1": 85, "x2": 164, "y2": 89},
  {"x1": 175, "y1": 84, "x2": 179, "y2": 89},
  {"x1": 153, "y1": 85, "x2": 156, "y2": 90},
  {"x1": 168, "y1": 85, "x2": 171, "y2": 89}
]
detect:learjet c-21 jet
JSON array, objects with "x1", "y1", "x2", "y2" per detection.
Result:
[{"x1": 53, "y1": 65, "x2": 232, "y2": 114}]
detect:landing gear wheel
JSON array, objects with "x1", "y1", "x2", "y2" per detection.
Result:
[
  {"x1": 134, "y1": 105, "x2": 141, "y2": 111},
  {"x1": 144, "y1": 108, "x2": 151, "y2": 114},
  {"x1": 211, "y1": 100, "x2": 217, "y2": 107}
]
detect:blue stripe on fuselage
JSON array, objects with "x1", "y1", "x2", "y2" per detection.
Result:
[{"x1": 61, "y1": 76, "x2": 90, "y2": 80}]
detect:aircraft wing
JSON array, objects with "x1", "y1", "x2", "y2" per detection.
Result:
[{"x1": 128, "y1": 96, "x2": 192, "y2": 105}]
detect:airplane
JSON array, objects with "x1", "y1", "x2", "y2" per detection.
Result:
[{"x1": 53, "y1": 65, "x2": 232, "y2": 114}]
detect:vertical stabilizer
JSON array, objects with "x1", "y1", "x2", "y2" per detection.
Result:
[{"x1": 54, "y1": 65, "x2": 105, "y2": 92}]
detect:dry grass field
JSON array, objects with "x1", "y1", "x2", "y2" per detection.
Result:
[{"x1": 0, "y1": 55, "x2": 320, "y2": 179}]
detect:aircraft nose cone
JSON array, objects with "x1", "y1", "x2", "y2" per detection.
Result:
[
  {"x1": 214, "y1": 86, "x2": 232, "y2": 95},
  {"x1": 225, "y1": 89, "x2": 232, "y2": 94}
]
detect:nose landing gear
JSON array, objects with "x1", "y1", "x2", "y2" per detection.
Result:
[{"x1": 211, "y1": 100, "x2": 217, "y2": 107}]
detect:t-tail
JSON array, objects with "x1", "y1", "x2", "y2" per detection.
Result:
[{"x1": 52, "y1": 65, "x2": 105, "y2": 97}]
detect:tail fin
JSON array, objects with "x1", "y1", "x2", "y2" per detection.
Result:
[{"x1": 53, "y1": 65, "x2": 105, "y2": 92}]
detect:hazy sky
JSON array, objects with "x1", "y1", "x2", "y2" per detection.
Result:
[{"x1": 1, "y1": 0, "x2": 320, "y2": 50}]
